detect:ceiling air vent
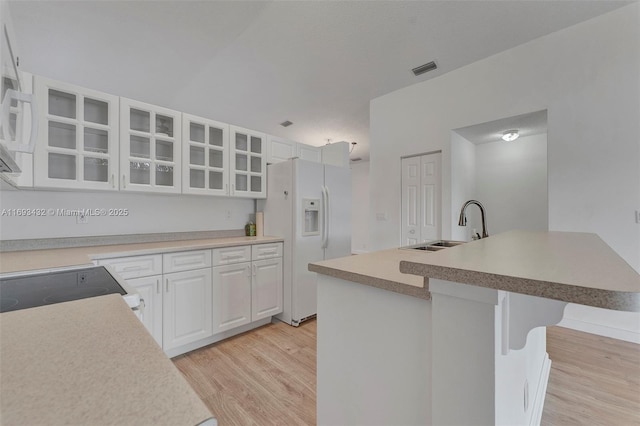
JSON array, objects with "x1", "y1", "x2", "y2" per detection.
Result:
[
  {"x1": 412, "y1": 61, "x2": 437, "y2": 76},
  {"x1": 280, "y1": 120, "x2": 293, "y2": 127}
]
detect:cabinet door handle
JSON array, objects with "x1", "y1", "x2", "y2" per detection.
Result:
[
  {"x1": 165, "y1": 278, "x2": 169, "y2": 293},
  {"x1": 252, "y1": 264, "x2": 257, "y2": 276},
  {"x1": 111, "y1": 174, "x2": 115, "y2": 188},
  {"x1": 225, "y1": 183, "x2": 228, "y2": 195},
  {"x1": 247, "y1": 266, "x2": 251, "y2": 277},
  {"x1": 231, "y1": 184, "x2": 235, "y2": 195},
  {"x1": 122, "y1": 174, "x2": 126, "y2": 189},
  {"x1": 156, "y1": 279, "x2": 161, "y2": 294}
]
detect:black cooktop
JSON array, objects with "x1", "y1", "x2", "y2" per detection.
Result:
[{"x1": 0, "y1": 266, "x2": 126, "y2": 313}]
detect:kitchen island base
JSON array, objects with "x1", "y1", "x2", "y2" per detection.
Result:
[
  {"x1": 317, "y1": 274, "x2": 431, "y2": 425},
  {"x1": 317, "y1": 274, "x2": 564, "y2": 425}
]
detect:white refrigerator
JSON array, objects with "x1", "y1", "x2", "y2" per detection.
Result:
[{"x1": 261, "y1": 158, "x2": 351, "y2": 326}]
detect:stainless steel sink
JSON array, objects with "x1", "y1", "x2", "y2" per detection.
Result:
[{"x1": 401, "y1": 240, "x2": 465, "y2": 251}]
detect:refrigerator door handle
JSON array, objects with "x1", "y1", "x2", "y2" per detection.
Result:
[{"x1": 321, "y1": 185, "x2": 329, "y2": 249}]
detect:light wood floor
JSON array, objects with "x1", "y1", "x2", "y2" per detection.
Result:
[{"x1": 174, "y1": 321, "x2": 639, "y2": 425}]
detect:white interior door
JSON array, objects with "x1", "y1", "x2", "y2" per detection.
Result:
[
  {"x1": 401, "y1": 152, "x2": 441, "y2": 245},
  {"x1": 420, "y1": 153, "x2": 441, "y2": 242},
  {"x1": 401, "y1": 156, "x2": 421, "y2": 245}
]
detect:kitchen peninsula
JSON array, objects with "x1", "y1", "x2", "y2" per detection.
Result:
[{"x1": 309, "y1": 230, "x2": 640, "y2": 425}]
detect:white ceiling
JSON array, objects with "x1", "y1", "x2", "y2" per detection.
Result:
[{"x1": 9, "y1": 0, "x2": 632, "y2": 161}]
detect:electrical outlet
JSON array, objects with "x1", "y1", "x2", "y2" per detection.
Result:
[
  {"x1": 226, "y1": 210, "x2": 232, "y2": 220},
  {"x1": 77, "y1": 212, "x2": 88, "y2": 224}
]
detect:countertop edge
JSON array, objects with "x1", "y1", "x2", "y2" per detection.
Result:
[
  {"x1": 89, "y1": 236, "x2": 284, "y2": 260},
  {"x1": 0, "y1": 236, "x2": 284, "y2": 274},
  {"x1": 309, "y1": 263, "x2": 430, "y2": 300},
  {"x1": 399, "y1": 261, "x2": 640, "y2": 312}
]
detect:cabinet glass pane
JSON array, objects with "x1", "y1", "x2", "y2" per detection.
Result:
[
  {"x1": 156, "y1": 164, "x2": 174, "y2": 186},
  {"x1": 2, "y1": 77, "x2": 18, "y2": 107},
  {"x1": 84, "y1": 157, "x2": 109, "y2": 182},
  {"x1": 156, "y1": 140, "x2": 174, "y2": 162},
  {"x1": 130, "y1": 135, "x2": 150, "y2": 158},
  {"x1": 235, "y1": 153, "x2": 247, "y2": 171},
  {"x1": 48, "y1": 121, "x2": 76, "y2": 149},
  {"x1": 48, "y1": 89, "x2": 76, "y2": 119},
  {"x1": 251, "y1": 176, "x2": 262, "y2": 193},
  {"x1": 84, "y1": 128, "x2": 108, "y2": 153},
  {"x1": 209, "y1": 127, "x2": 223, "y2": 146},
  {"x1": 190, "y1": 146, "x2": 205, "y2": 166},
  {"x1": 250, "y1": 156, "x2": 262, "y2": 173},
  {"x1": 156, "y1": 114, "x2": 173, "y2": 137},
  {"x1": 209, "y1": 149, "x2": 223, "y2": 168},
  {"x1": 190, "y1": 169, "x2": 205, "y2": 188},
  {"x1": 84, "y1": 98, "x2": 108, "y2": 125},
  {"x1": 235, "y1": 133, "x2": 247, "y2": 151},
  {"x1": 190, "y1": 122, "x2": 205, "y2": 143},
  {"x1": 48, "y1": 153, "x2": 76, "y2": 180},
  {"x1": 209, "y1": 171, "x2": 223, "y2": 190},
  {"x1": 7, "y1": 112, "x2": 16, "y2": 141},
  {"x1": 250, "y1": 136, "x2": 262, "y2": 154},
  {"x1": 235, "y1": 174, "x2": 247, "y2": 192},
  {"x1": 130, "y1": 108, "x2": 150, "y2": 132},
  {"x1": 130, "y1": 161, "x2": 150, "y2": 184}
]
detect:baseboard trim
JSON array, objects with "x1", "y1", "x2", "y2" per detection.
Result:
[
  {"x1": 529, "y1": 353, "x2": 551, "y2": 426},
  {"x1": 559, "y1": 317, "x2": 640, "y2": 344}
]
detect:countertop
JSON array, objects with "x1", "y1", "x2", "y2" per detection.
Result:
[
  {"x1": 399, "y1": 231, "x2": 639, "y2": 311},
  {"x1": 0, "y1": 294, "x2": 214, "y2": 425},
  {"x1": 310, "y1": 231, "x2": 640, "y2": 311},
  {"x1": 0, "y1": 236, "x2": 283, "y2": 274},
  {"x1": 308, "y1": 248, "x2": 431, "y2": 299}
]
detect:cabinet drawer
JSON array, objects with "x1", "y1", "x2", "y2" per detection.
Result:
[
  {"x1": 251, "y1": 242, "x2": 283, "y2": 260},
  {"x1": 163, "y1": 250, "x2": 212, "y2": 273},
  {"x1": 98, "y1": 255, "x2": 162, "y2": 279},
  {"x1": 211, "y1": 245, "x2": 251, "y2": 265}
]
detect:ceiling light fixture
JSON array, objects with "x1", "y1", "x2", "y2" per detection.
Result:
[
  {"x1": 280, "y1": 120, "x2": 293, "y2": 127},
  {"x1": 501, "y1": 130, "x2": 519, "y2": 142},
  {"x1": 412, "y1": 61, "x2": 438, "y2": 76},
  {"x1": 350, "y1": 142, "x2": 357, "y2": 153}
]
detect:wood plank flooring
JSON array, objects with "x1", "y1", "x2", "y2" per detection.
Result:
[
  {"x1": 174, "y1": 321, "x2": 639, "y2": 425},
  {"x1": 541, "y1": 326, "x2": 640, "y2": 426},
  {"x1": 173, "y1": 320, "x2": 317, "y2": 426}
]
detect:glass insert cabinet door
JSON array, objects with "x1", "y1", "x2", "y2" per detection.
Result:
[
  {"x1": 120, "y1": 98, "x2": 181, "y2": 193},
  {"x1": 229, "y1": 125, "x2": 266, "y2": 198},
  {"x1": 33, "y1": 76, "x2": 119, "y2": 190},
  {"x1": 181, "y1": 113, "x2": 229, "y2": 196}
]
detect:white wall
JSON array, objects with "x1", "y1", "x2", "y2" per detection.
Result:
[
  {"x1": 0, "y1": 190, "x2": 253, "y2": 240},
  {"x1": 475, "y1": 133, "x2": 548, "y2": 235},
  {"x1": 351, "y1": 161, "x2": 370, "y2": 254},
  {"x1": 450, "y1": 132, "x2": 477, "y2": 241},
  {"x1": 369, "y1": 5, "x2": 640, "y2": 340}
]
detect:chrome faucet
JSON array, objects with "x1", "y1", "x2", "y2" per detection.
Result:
[{"x1": 458, "y1": 200, "x2": 489, "y2": 239}]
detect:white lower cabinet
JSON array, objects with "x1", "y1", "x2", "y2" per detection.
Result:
[
  {"x1": 98, "y1": 242, "x2": 282, "y2": 356},
  {"x1": 252, "y1": 258, "x2": 283, "y2": 320},
  {"x1": 127, "y1": 275, "x2": 163, "y2": 347},
  {"x1": 212, "y1": 262, "x2": 252, "y2": 333},
  {"x1": 162, "y1": 268, "x2": 213, "y2": 351}
]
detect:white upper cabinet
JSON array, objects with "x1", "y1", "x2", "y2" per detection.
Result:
[
  {"x1": 120, "y1": 98, "x2": 181, "y2": 193},
  {"x1": 297, "y1": 143, "x2": 321, "y2": 163},
  {"x1": 182, "y1": 114, "x2": 229, "y2": 196},
  {"x1": 229, "y1": 125, "x2": 266, "y2": 198},
  {"x1": 267, "y1": 135, "x2": 296, "y2": 164},
  {"x1": 33, "y1": 76, "x2": 119, "y2": 190}
]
